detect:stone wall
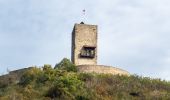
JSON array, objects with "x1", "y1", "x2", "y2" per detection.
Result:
[
  {"x1": 71, "y1": 23, "x2": 97, "y2": 65},
  {"x1": 0, "y1": 67, "x2": 33, "y2": 85},
  {"x1": 77, "y1": 65, "x2": 130, "y2": 76}
]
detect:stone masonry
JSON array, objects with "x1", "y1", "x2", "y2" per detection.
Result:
[
  {"x1": 77, "y1": 65, "x2": 130, "y2": 76},
  {"x1": 71, "y1": 22, "x2": 130, "y2": 76},
  {"x1": 71, "y1": 23, "x2": 97, "y2": 65}
]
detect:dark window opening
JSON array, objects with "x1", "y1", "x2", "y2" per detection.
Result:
[{"x1": 80, "y1": 46, "x2": 95, "y2": 58}]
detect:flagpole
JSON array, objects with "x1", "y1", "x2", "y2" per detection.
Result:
[{"x1": 82, "y1": 9, "x2": 86, "y2": 22}]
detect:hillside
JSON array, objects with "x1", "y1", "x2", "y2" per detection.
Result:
[{"x1": 0, "y1": 58, "x2": 170, "y2": 100}]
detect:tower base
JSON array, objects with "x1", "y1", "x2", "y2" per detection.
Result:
[{"x1": 77, "y1": 65, "x2": 130, "y2": 76}]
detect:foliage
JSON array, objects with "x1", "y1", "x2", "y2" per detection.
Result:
[
  {"x1": 0, "y1": 58, "x2": 170, "y2": 100},
  {"x1": 46, "y1": 73, "x2": 88, "y2": 100},
  {"x1": 54, "y1": 58, "x2": 77, "y2": 72}
]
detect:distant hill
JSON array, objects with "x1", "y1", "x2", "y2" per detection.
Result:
[{"x1": 0, "y1": 58, "x2": 170, "y2": 100}]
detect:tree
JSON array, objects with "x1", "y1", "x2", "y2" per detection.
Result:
[{"x1": 54, "y1": 58, "x2": 77, "y2": 72}]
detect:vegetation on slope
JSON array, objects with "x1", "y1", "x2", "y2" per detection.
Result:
[{"x1": 0, "y1": 58, "x2": 170, "y2": 100}]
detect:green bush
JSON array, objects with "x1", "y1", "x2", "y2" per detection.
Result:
[
  {"x1": 54, "y1": 58, "x2": 77, "y2": 72},
  {"x1": 46, "y1": 73, "x2": 87, "y2": 100},
  {"x1": 43, "y1": 64, "x2": 52, "y2": 71},
  {"x1": 1, "y1": 58, "x2": 170, "y2": 99},
  {"x1": 19, "y1": 67, "x2": 42, "y2": 86}
]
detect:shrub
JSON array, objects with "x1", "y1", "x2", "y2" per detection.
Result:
[
  {"x1": 43, "y1": 64, "x2": 52, "y2": 71},
  {"x1": 45, "y1": 73, "x2": 88, "y2": 100},
  {"x1": 1, "y1": 58, "x2": 170, "y2": 99},
  {"x1": 19, "y1": 67, "x2": 42, "y2": 86},
  {"x1": 54, "y1": 58, "x2": 77, "y2": 72}
]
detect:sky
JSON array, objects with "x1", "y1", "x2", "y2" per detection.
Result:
[{"x1": 0, "y1": 0, "x2": 170, "y2": 80}]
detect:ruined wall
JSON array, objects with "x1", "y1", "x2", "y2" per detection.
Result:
[
  {"x1": 77, "y1": 65, "x2": 130, "y2": 76},
  {"x1": 0, "y1": 67, "x2": 33, "y2": 85},
  {"x1": 71, "y1": 23, "x2": 97, "y2": 65}
]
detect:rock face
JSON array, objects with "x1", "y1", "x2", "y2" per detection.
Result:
[{"x1": 77, "y1": 65, "x2": 130, "y2": 76}]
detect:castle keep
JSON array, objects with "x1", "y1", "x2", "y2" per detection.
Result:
[
  {"x1": 71, "y1": 22, "x2": 97, "y2": 65},
  {"x1": 71, "y1": 22, "x2": 129, "y2": 76}
]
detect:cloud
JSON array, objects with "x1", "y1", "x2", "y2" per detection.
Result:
[
  {"x1": 0, "y1": 0, "x2": 170, "y2": 80},
  {"x1": 94, "y1": 0, "x2": 170, "y2": 80}
]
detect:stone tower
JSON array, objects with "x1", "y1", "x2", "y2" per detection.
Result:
[{"x1": 71, "y1": 22, "x2": 97, "y2": 65}]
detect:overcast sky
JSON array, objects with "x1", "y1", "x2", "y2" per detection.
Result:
[{"x1": 0, "y1": 0, "x2": 170, "y2": 80}]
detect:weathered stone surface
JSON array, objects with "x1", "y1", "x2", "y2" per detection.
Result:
[
  {"x1": 77, "y1": 65, "x2": 130, "y2": 76},
  {"x1": 71, "y1": 23, "x2": 97, "y2": 65},
  {"x1": 71, "y1": 23, "x2": 130, "y2": 75}
]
